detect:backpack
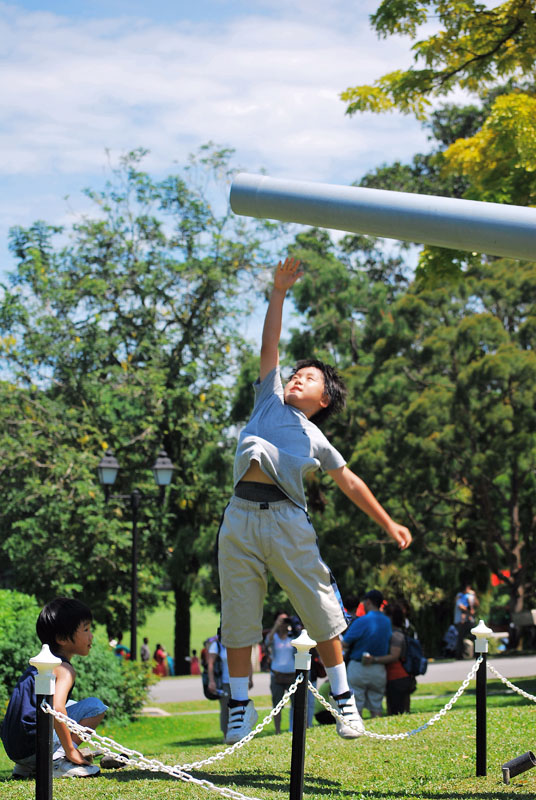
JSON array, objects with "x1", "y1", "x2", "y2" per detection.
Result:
[
  {"x1": 201, "y1": 639, "x2": 223, "y2": 700},
  {"x1": 0, "y1": 666, "x2": 38, "y2": 761},
  {"x1": 402, "y1": 636, "x2": 428, "y2": 677}
]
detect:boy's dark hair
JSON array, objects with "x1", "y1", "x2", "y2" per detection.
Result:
[
  {"x1": 36, "y1": 597, "x2": 93, "y2": 648},
  {"x1": 291, "y1": 359, "x2": 347, "y2": 425}
]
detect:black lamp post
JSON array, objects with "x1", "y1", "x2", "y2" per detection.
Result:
[{"x1": 97, "y1": 448, "x2": 175, "y2": 660}]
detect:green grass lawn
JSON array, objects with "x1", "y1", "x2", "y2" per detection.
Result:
[
  {"x1": 2, "y1": 677, "x2": 536, "y2": 799},
  {"x1": 102, "y1": 595, "x2": 220, "y2": 659}
]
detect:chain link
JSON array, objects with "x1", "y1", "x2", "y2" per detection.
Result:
[
  {"x1": 42, "y1": 702, "x2": 263, "y2": 800},
  {"x1": 181, "y1": 674, "x2": 304, "y2": 769},
  {"x1": 308, "y1": 656, "x2": 483, "y2": 741},
  {"x1": 41, "y1": 658, "x2": 502, "y2": 796},
  {"x1": 41, "y1": 674, "x2": 304, "y2": 799},
  {"x1": 486, "y1": 662, "x2": 536, "y2": 703}
]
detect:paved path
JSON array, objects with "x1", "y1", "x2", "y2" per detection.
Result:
[{"x1": 148, "y1": 655, "x2": 536, "y2": 704}]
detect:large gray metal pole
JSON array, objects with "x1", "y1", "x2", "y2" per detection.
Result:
[{"x1": 230, "y1": 173, "x2": 536, "y2": 261}]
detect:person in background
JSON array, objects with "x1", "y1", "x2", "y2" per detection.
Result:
[
  {"x1": 265, "y1": 613, "x2": 296, "y2": 735},
  {"x1": 208, "y1": 638, "x2": 230, "y2": 738},
  {"x1": 113, "y1": 635, "x2": 130, "y2": 660},
  {"x1": 140, "y1": 637, "x2": 150, "y2": 663},
  {"x1": 362, "y1": 603, "x2": 414, "y2": 715},
  {"x1": 190, "y1": 650, "x2": 201, "y2": 675},
  {"x1": 343, "y1": 589, "x2": 391, "y2": 718},
  {"x1": 454, "y1": 583, "x2": 479, "y2": 659},
  {"x1": 153, "y1": 643, "x2": 168, "y2": 676}
]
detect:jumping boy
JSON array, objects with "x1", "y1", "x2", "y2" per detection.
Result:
[
  {"x1": 1, "y1": 597, "x2": 107, "y2": 778},
  {"x1": 218, "y1": 257, "x2": 412, "y2": 744}
]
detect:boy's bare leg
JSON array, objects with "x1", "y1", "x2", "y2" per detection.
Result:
[
  {"x1": 227, "y1": 645, "x2": 253, "y2": 676},
  {"x1": 316, "y1": 636, "x2": 343, "y2": 667},
  {"x1": 317, "y1": 636, "x2": 352, "y2": 697},
  {"x1": 224, "y1": 645, "x2": 258, "y2": 743},
  {"x1": 70, "y1": 713, "x2": 106, "y2": 745},
  {"x1": 317, "y1": 635, "x2": 363, "y2": 738}
]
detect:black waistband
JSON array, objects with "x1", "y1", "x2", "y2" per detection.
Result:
[{"x1": 234, "y1": 481, "x2": 288, "y2": 502}]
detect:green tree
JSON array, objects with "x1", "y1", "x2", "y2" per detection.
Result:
[
  {"x1": 342, "y1": 1, "x2": 536, "y2": 119},
  {"x1": 341, "y1": 2, "x2": 536, "y2": 280},
  {"x1": 0, "y1": 145, "x2": 282, "y2": 672}
]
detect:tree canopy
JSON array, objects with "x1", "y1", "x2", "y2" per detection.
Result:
[
  {"x1": 0, "y1": 145, "x2": 284, "y2": 670},
  {"x1": 341, "y1": 1, "x2": 536, "y2": 119},
  {"x1": 340, "y1": 1, "x2": 536, "y2": 281}
]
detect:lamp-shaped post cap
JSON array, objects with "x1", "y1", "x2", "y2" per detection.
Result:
[
  {"x1": 97, "y1": 450, "x2": 120, "y2": 486},
  {"x1": 30, "y1": 644, "x2": 63, "y2": 695},
  {"x1": 292, "y1": 628, "x2": 317, "y2": 671},
  {"x1": 471, "y1": 619, "x2": 493, "y2": 653},
  {"x1": 152, "y1": 448, "x2": 176, "y2": 487}
]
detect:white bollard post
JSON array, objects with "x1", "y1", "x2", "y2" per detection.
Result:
[
  {"x1": 471, "y1": 620, "x2": 492, "y2": 777},
  {"x1": 30, "y1": 645, "x2": 62, "y2": 800},
  {"x1": 289, "y1": 629, "x2": 316, "y2": 800}
]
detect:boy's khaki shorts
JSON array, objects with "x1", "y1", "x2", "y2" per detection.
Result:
[{"x1": 218, "y1": 495, "x2": 347, "y2": 648}]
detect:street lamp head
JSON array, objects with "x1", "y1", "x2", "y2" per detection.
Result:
[
  {"x1": 97, "y1": 450, "x2": 120, "y2": 486},
  {"x1": 152, "y1": 449, "x2": 176, "y2": 487}
]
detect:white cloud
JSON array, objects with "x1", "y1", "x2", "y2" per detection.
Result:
[
  {"x1": 0, "y1": 0, "x2": 443, "y2": 270},
  {"x1": 0, "y1": 1, "x2": 428, "y2": 183}
]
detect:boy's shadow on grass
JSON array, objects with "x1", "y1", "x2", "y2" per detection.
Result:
[
  {"x1": 98, "y1": 772, "x2": 536, "y2": 799},
  {"x1": 168, "y1": 728, "x2": 275, "y2": 748},
  {"x1": 99, "y1": 768, "x2": 339, "y2": 794},
  {"x1": 168, "y1": 735, "x2": 227, "y2": 748}
]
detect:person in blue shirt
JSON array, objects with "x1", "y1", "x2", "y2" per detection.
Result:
[{"x1": 343, "y1": 590, "x2": 392, "y2": 718}]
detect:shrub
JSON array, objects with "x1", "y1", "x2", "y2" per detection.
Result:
[
  {"x1": 73, "y1": 635, "x2": 154, "y2": 724},
  {"x1": 0, "y1": 590, "x2": 40, "y2": 710}
]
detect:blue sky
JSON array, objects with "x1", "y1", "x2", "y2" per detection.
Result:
[{"x1": 0, "y1": 0, "x2": 432, "y2": 277}]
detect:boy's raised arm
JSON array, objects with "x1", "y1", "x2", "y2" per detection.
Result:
[
  {"x1": 328, "y1": 465, "x2": 412, "y2": 550},
  {"x1": 260, "y1": 257, "x2": 302, "y2": 382}
]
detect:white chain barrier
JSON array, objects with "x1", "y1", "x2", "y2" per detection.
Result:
[
  {"x1": 486, "y1": 662, "x2": 536, "y2": 703},
  {"x1": 41, "y1": 675, "x2": 304, "y2": 800},
  {"x1": 43, "y1": 655, "x2": 530, "y2": 794},
  {"x1": 308, "y1": 656, "x2": 484, "y2": 740}
]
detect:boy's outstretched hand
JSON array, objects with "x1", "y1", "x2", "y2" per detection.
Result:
[
  {"x1": 386, "y1": 522, "x2": 412, "y2": 550},
  {"x1": 273, "y1": 257, "x2": 303, "y2": 291}
]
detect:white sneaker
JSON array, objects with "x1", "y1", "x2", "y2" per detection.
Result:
[
  {"x1": 329, "y1": 691, "x2": 365, "y2": 739},
  {"x1": 52, "y1": 757, "x2": 101, "y2": 778},
  {"x1": 12, "y1": 762, "x2": 36, "y2": 779},
  {"x1": 225, "y1": 700, "x2": 258, "y2": 744}
]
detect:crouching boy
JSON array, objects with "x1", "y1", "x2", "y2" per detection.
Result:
[{"x1": 1, "y1": 597, "x2": 107, "y2": 779}]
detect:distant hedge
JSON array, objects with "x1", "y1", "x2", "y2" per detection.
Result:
[{"x1": 0, "y1": 589, "x2": 41, "y2": 711}]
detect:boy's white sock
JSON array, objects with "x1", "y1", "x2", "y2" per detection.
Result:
[
  {"x1": 325, "y1": 663, "x2": 349, "y2": 697},
  {"x1": 229, "y1": 676, "x2": 249, "y2": 702}
]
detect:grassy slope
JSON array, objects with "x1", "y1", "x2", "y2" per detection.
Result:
[
  {"x1": 2, "y1": 678, "x2": 536, "y2": 799},
  {"x1": 136, "y1": 596, "x2": 220, "y2": 658}
]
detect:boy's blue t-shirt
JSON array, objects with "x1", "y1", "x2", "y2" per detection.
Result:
[
  {"x1": 0, "y1": 666, "x2": 38, "y2": 761},
  {"x1": 234, "y1": 367, "x2": 346, "y2": 510},
  {"x1": 342, "y1": 610, "x2": 392, "y2": 661}
]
